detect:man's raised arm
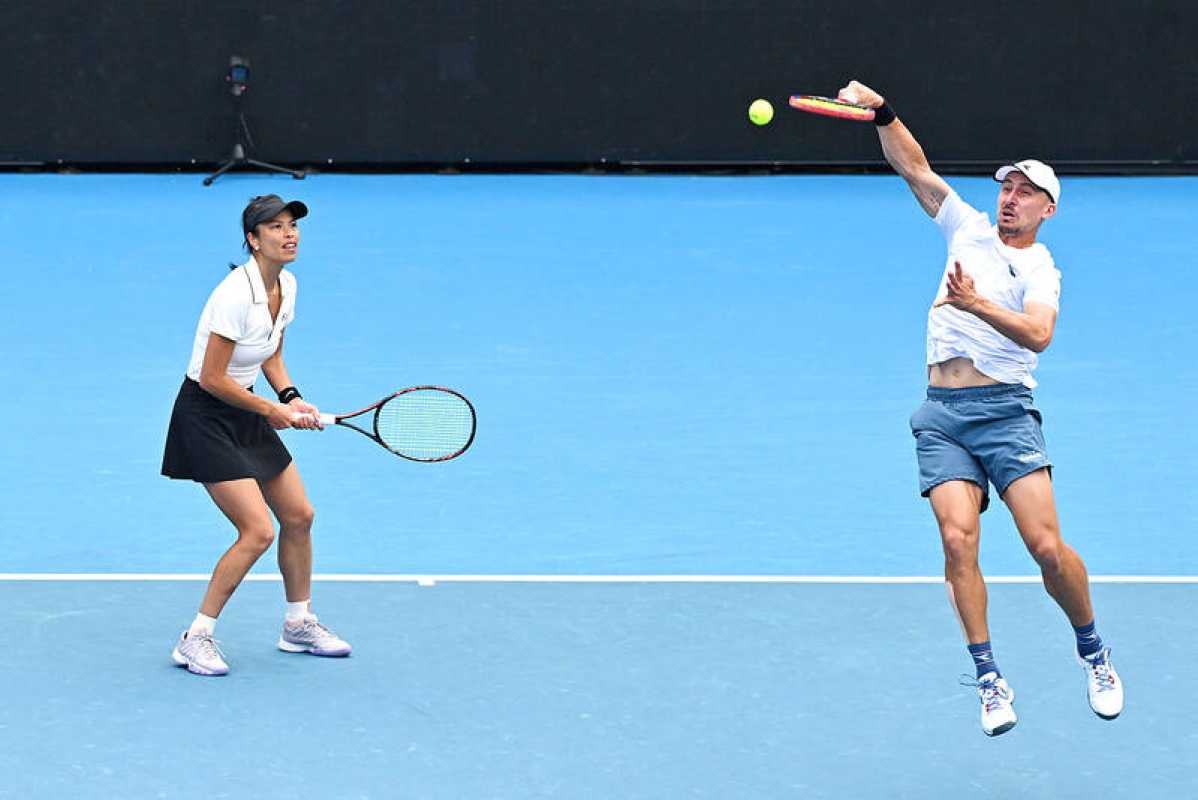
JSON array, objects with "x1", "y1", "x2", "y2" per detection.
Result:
[{"x1": 838, "y1": 80, "x2": 951, "y2": 218}]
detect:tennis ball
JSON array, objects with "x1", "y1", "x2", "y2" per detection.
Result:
[{"x1": 748, "y1": 99, "x2": 774, "y2": 126}]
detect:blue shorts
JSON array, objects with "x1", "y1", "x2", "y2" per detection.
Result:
[{"x1": 909, "y1": 383, "x2": 1052, "y2": 513}]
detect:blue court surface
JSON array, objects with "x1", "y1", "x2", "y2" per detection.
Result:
[{"x1": 1, "y1": 173, "x2": 1195, "y2": 798}]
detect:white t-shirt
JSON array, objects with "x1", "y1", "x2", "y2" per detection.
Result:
[
  {"x1": 186, "y1": 258, "x2": 297, "y2": 387},
  {"x1": 927, "y1": 191, "x2": 1061, "y2": 388}
]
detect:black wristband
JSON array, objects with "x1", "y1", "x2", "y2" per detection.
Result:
[
  {"x1": 278, "y1": 386, "x2": 302, "y2": 404},
  {"x1": 873, "y1": 102, "x2": 896, "y2": 127}
]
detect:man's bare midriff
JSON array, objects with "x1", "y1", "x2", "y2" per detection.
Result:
[{"x1": 927, "y1": 357, "x2": 1001, "y2": 388}]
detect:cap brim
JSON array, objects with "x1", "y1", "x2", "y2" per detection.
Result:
[
  {"x1": 246, "y1": 199, "x2": 309, "y2": 231},
  {"x1": 993, "y1": 165, "x2": 1057, "y2": 203},
  {"x1": 281, "y1": 200, "x2": 308, "y2": 221}
]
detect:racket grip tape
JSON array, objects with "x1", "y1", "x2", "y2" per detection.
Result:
[{"x1": 290, "y1": 412, "x2": 337, "y2": 426}]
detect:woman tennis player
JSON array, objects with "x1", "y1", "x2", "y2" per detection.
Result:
[{"x1": 162, "y1": 194, "x2": 351, "y2": 676}]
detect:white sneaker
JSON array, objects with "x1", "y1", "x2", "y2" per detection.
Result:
[
  {"x1": 172, "y1": 630, "x2": 229, "y2": 676},
  {"x1": 1079, "y1": 647, "x2": 1123, "y2": 720},
  {"x1": 278, "y1": 616, "x2": 352, "y2": 657},
  {"x1": 969, "y1": 672, "x2": 1017, "y2": 736}
]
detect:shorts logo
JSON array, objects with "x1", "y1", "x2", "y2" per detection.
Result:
[{"x1": 1015, "y1": 451, "x2": 1044, "y2": 463}]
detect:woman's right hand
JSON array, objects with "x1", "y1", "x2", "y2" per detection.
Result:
[{"x1": 266, "y1": 402, "x2": 296, "y2": 430}]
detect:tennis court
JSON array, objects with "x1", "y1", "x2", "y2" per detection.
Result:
[{"x1": 1, "y1": 172, "x2": 1195, "y2": 798}]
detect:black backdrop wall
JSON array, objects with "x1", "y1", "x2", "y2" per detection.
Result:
[{"x1": 2, "y1": 1, "x2": 1193, "y2": 170}]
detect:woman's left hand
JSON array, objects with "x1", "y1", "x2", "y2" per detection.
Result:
[{"x1": 289, "y1": 399, "x2": 324, "y2": 430}]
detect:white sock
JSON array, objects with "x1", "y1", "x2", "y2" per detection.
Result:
[
  {"x1": 188, "y1": 613, "x2": 217, "y2": 637},
  {"x1": 286, "y1": 599, "x2": 313, "y2": 622}
]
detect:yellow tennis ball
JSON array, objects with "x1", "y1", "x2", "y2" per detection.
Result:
[{"x1": 748, "y1": 99, "x2": 774, "y2": 126}]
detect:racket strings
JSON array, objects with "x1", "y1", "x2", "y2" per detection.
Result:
[{"x1": 375, "y1": 390, "x2": 474, "y2": 461}]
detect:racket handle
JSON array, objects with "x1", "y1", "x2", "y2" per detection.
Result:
[{"x1": 291, "y1": 413, "x2": 337, "y2": 426}]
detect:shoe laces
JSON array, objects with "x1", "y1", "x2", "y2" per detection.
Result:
[
  {"x1": 961, "y1": 674, "x2": 1010, "y2": 712},
  {"x1": 190, "y1": 631, "x2": 225, "y2": 661},
  {"x1": 1085, "y1": 650, "x2": 1117, "y2": 692},
  {"x1": 295, "y1": 617, "x2": 337, "y2": 640}
]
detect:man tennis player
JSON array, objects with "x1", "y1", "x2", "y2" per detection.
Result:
[{"x1": 836, "y1": 80, "x2": 1124, "y2": 735}]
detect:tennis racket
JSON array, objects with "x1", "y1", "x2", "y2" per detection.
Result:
[
  {"x1": 298, "y1": 386, "x2": 476, "y2": 462},
  {"x1": 788, "y1": 94, "x2": 876, "y2": 122}
]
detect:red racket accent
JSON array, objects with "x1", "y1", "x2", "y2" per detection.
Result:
[{"x1": 788, "y1": 95, "x2": 876, "y2": 122}]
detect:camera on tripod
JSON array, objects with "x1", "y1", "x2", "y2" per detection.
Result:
[
  {"x1": 226, "y1": 56, "x2": 250, "y2": 97},
  {"x1": 204, "y1": 55, "x2": 304, "y2": 185}
]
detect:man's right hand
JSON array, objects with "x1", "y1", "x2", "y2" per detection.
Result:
[{"x1": 837, "y1": 80, "x2": 885, "y2": 109}]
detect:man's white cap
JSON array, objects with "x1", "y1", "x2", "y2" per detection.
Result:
[{"x1": 994, "y1": 159, "x2": 1060, "y2": 204}]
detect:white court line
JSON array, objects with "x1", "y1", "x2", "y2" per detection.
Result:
[{"x1": 0, "y1": 573, "x2": 1195, "y2": 584}]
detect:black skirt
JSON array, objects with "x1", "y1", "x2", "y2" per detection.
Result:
[{"x1": 161, "y1": 377, "x2": 292, "y2": 483}]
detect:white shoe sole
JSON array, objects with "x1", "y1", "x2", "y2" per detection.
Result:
[
  {"x1": 171, "y1": 646, "x2": 228, "y2": 676},
  {"x1": 1089, "y1": 696, "x2": 1122, "y2": 720},
  {"x1": 984, "y1": 718, "x2": 1017, "y2": 737},
  {"x1": 277, "y1": 637, "x2": 351, "y2": 657}
]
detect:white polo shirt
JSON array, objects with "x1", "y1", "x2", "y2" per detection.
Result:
[
  {"x1": 186, "y1": 258, "x2": 297, "y2": 387},
  {"x1": 927, "y1": 190, "x2": 1061, "y2": 388}
]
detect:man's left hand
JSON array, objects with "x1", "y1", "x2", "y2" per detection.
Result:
[{"x1": 934, "y1": 261, "x2": 981, "y2": 311}]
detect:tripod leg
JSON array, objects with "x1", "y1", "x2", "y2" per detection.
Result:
[
  {"x1": 246, "y1": 158, "x2": 306, "y2": 180},
  {"x1": 203, "y1": 159, "x2": 241, "y2": 186}
]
